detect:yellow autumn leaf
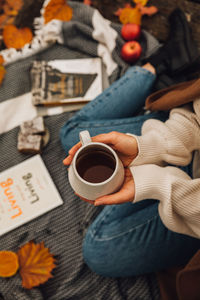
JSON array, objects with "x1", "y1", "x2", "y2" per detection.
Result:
[
  {"x1": 133, "y1": 0, "x2": 149, "y2": 6},
  {"x1": 119, "y1": 7, "x2": 142, "y2": 25}
]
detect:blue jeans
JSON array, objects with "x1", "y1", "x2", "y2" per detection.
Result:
[{"x1": 60, "y1": 66, "x2": 200, "y2": 277}]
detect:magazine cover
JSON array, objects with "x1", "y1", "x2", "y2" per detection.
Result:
[{"x1": 0, "y1": 155, "x2": 63, "y2": 236}]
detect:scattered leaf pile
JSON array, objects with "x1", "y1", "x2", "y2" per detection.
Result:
[
  {"x1": 0, "y1": 0, "x2": 73, "y2": 51},
  {"x1": 0, "y1": 0, "x2": 23, "y2": 31},
  {"x1": 115, "y1": 0, "x2": 158, "y2": 25},
  {"x1": 0, "y1": 241, "x2": 56, "y2": 289},
  {"x1": 0, "y1": 0, "x2": 73, "y2": 86}
]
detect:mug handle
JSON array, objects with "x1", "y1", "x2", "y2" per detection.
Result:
[{"x1": 79, "y1": 130, "x2": 92, "y2": 146}]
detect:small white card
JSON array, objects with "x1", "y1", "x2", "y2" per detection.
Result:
[{"x1": 0, "y1": 155, "x2": 63, "y2": 236}]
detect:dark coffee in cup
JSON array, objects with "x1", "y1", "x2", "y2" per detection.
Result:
[
  {"x1": 76, "y1": 149, "x2": 116, "y2": 183},
  {"x1": 68, "y1": 130, "x2": 125, "y2": 200}
]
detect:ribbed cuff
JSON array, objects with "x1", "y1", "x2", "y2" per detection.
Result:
[
  {"x1": 128, "y1": 132, "x2": 167, "y2": 166},
  {"x1": 129, "y1": 164, "x2": 170, "y2": 202}
]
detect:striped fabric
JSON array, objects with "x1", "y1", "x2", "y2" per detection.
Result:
[{"x1": 0, "y1": 2, "x2": 160, "y2": 299}]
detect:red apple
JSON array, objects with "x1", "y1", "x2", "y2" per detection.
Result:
[
  {"x1": 121, "y1": 41, "x2": 142, "y2": 64},
  {"x1": 121, "y1": 23, "x2": 141, "y2": 41}
]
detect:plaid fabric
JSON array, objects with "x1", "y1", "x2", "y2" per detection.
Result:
[{"x1": 0, "y1": 2, "x2": 160, "y2": 299}]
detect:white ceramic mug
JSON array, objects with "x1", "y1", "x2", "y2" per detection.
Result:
[{"x1": 68, "y1": 130, "x2": 125, "y2": 200}]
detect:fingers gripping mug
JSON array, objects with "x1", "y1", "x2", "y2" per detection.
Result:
[{"x1": 68, "y1": 130, "x2": 125, "y2": 200}]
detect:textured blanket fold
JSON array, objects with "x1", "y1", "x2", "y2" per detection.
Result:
[{"x1": 0, "y1": 2, "x2": 160, "y2": 299}]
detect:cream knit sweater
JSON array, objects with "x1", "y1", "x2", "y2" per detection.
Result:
[{"x1": 129, "y1": 98, "x2": 200, "y2": 239}]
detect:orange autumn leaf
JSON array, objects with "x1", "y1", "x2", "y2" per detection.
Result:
[
  {"x1": 138, "y1": 5, "x2": 158, "y2": 16},
  {"x1": 114, "y1": 3, "x2": 131, "y2": 16},
  {"x1": 0, "y1": 65, "x2": 6, "y2": 86},
  {"x1": 83, "y1": 0, "x2": 92, "y2": 5},
  {"x1": 6, "y1": 0, "x2": 23, "y2": 11},
  {"x1": 0, "y1": 14, "x2": 9, "y2": 30},
  {"x1": 0, "y1": 55, "x2": 4, "y2": 65},
  {"x1": 133, "y1": 0, "x2": 148, "y2": 6},
  {"x1": 3, "y1": 24, "x2": 33, "y2": 49},
  {"x1": 119, "y1": 7, "x2": 142, "y2": 25},
  {"x1": 18, "y1": 241, "x2": 56, "y2": 289},
  {"x1": 3, "y1": 2, "x2": 18, "y2": 16},
  {"x1": 0, "y1": 0, "x2": 23, "y2": 29},
  {"x1": 0, "y1": 251, "x2": 19, "y2": 277},
  {"x1": 44, "y1": 0, "x2": 73, "y2": 24}
]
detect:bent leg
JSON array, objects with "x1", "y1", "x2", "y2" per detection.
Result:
[
  {"x1": 60, "y1": 67, "x2": 156, "y2": 151},
  {"x1": 82, "y1": 201, "x2": 200, "y2": 277},
  {"x1": 72, "y1": 67, "x2": 156, "y2": 121}
]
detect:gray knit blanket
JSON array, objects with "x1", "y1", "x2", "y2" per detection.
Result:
[{"x1": 0, "y1": 2, "x2": 161, "y2": 299}]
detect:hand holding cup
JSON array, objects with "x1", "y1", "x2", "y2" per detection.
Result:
[{"x1": 64, "y1": 131, "x2": 138, "y2": 205}]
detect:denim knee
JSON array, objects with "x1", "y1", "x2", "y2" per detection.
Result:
[
  {"x1": 82, "y1": 223, "x2": 136, "y2": 278},
  {"x1": 82, "y1": 228, "x2": 115, "y2": 277}
]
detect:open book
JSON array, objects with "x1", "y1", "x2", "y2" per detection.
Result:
[
  {"x1": 31, "y1": 58, "x2": 103, "y2": 106},
  {"x1": 0, "y1": 155, "x2": 63, "y2": 236}
]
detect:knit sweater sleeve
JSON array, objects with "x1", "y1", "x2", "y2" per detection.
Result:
[
  {"x1": 127, "y1": 102, "x2": 200, "y2": 238},
  {"x1": 129, "y1": 104, "x2": 200, "y2": 167},
  {"x1": 130, "y1": 164, "x2": 200, "y2": 238}
]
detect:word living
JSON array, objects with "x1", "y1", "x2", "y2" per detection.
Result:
[
  {"x1": 0, "y1": 178, "x2": 22, "y2": 219},
  {"x1": 22, "y1": 173, "x2": 40, "y2": 204}
]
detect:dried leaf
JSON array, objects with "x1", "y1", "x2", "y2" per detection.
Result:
[
  {"x1": 138, "y1": 5, "x2": 158, "y2": 16},
  {"x1": 6, "y1": 0, "x2": 23, "y2": 11},
  {"x1": 0, "y1": 0, "x2": 23, "y2": 29},
  {"x1": 114, "y1": 3, "x2": 131, "y2": 16},
  {"x1": 119, "y1": 7, "x2": 142, "y2": 25},
  {"x1": 44, "y1": 0, "x2": 73, "y2": 24},
  {"x1": 0, "y1": 65, "x2": 6, "y2": 86},
  {"x1": 114, "y1": 8, "x2": 123, "y2": 17},
  {"x1": 3, "y1": 24, "x2": 33, "y2": 49},
  {"x1": 18, "y1": 241, "x2": 56, "y2": 289},
  {"x1": 0, "y1": 55, "x2": 4, "y2": 65},
  {"x1": 133, "y1": 0, "x2": 149, "y2": 6},
  {"x1": 83, "y1": 0, "x2": 92, "y2": 5},
  {"x1": 0, "y1": 250, "x2": 19, "y2": 277},
  {"x1": 0, "y1": 14, "x2": 9, "y2": 29},
  {"x1": 3, "y1": 3, "x2": 14, "y2": 15}
]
